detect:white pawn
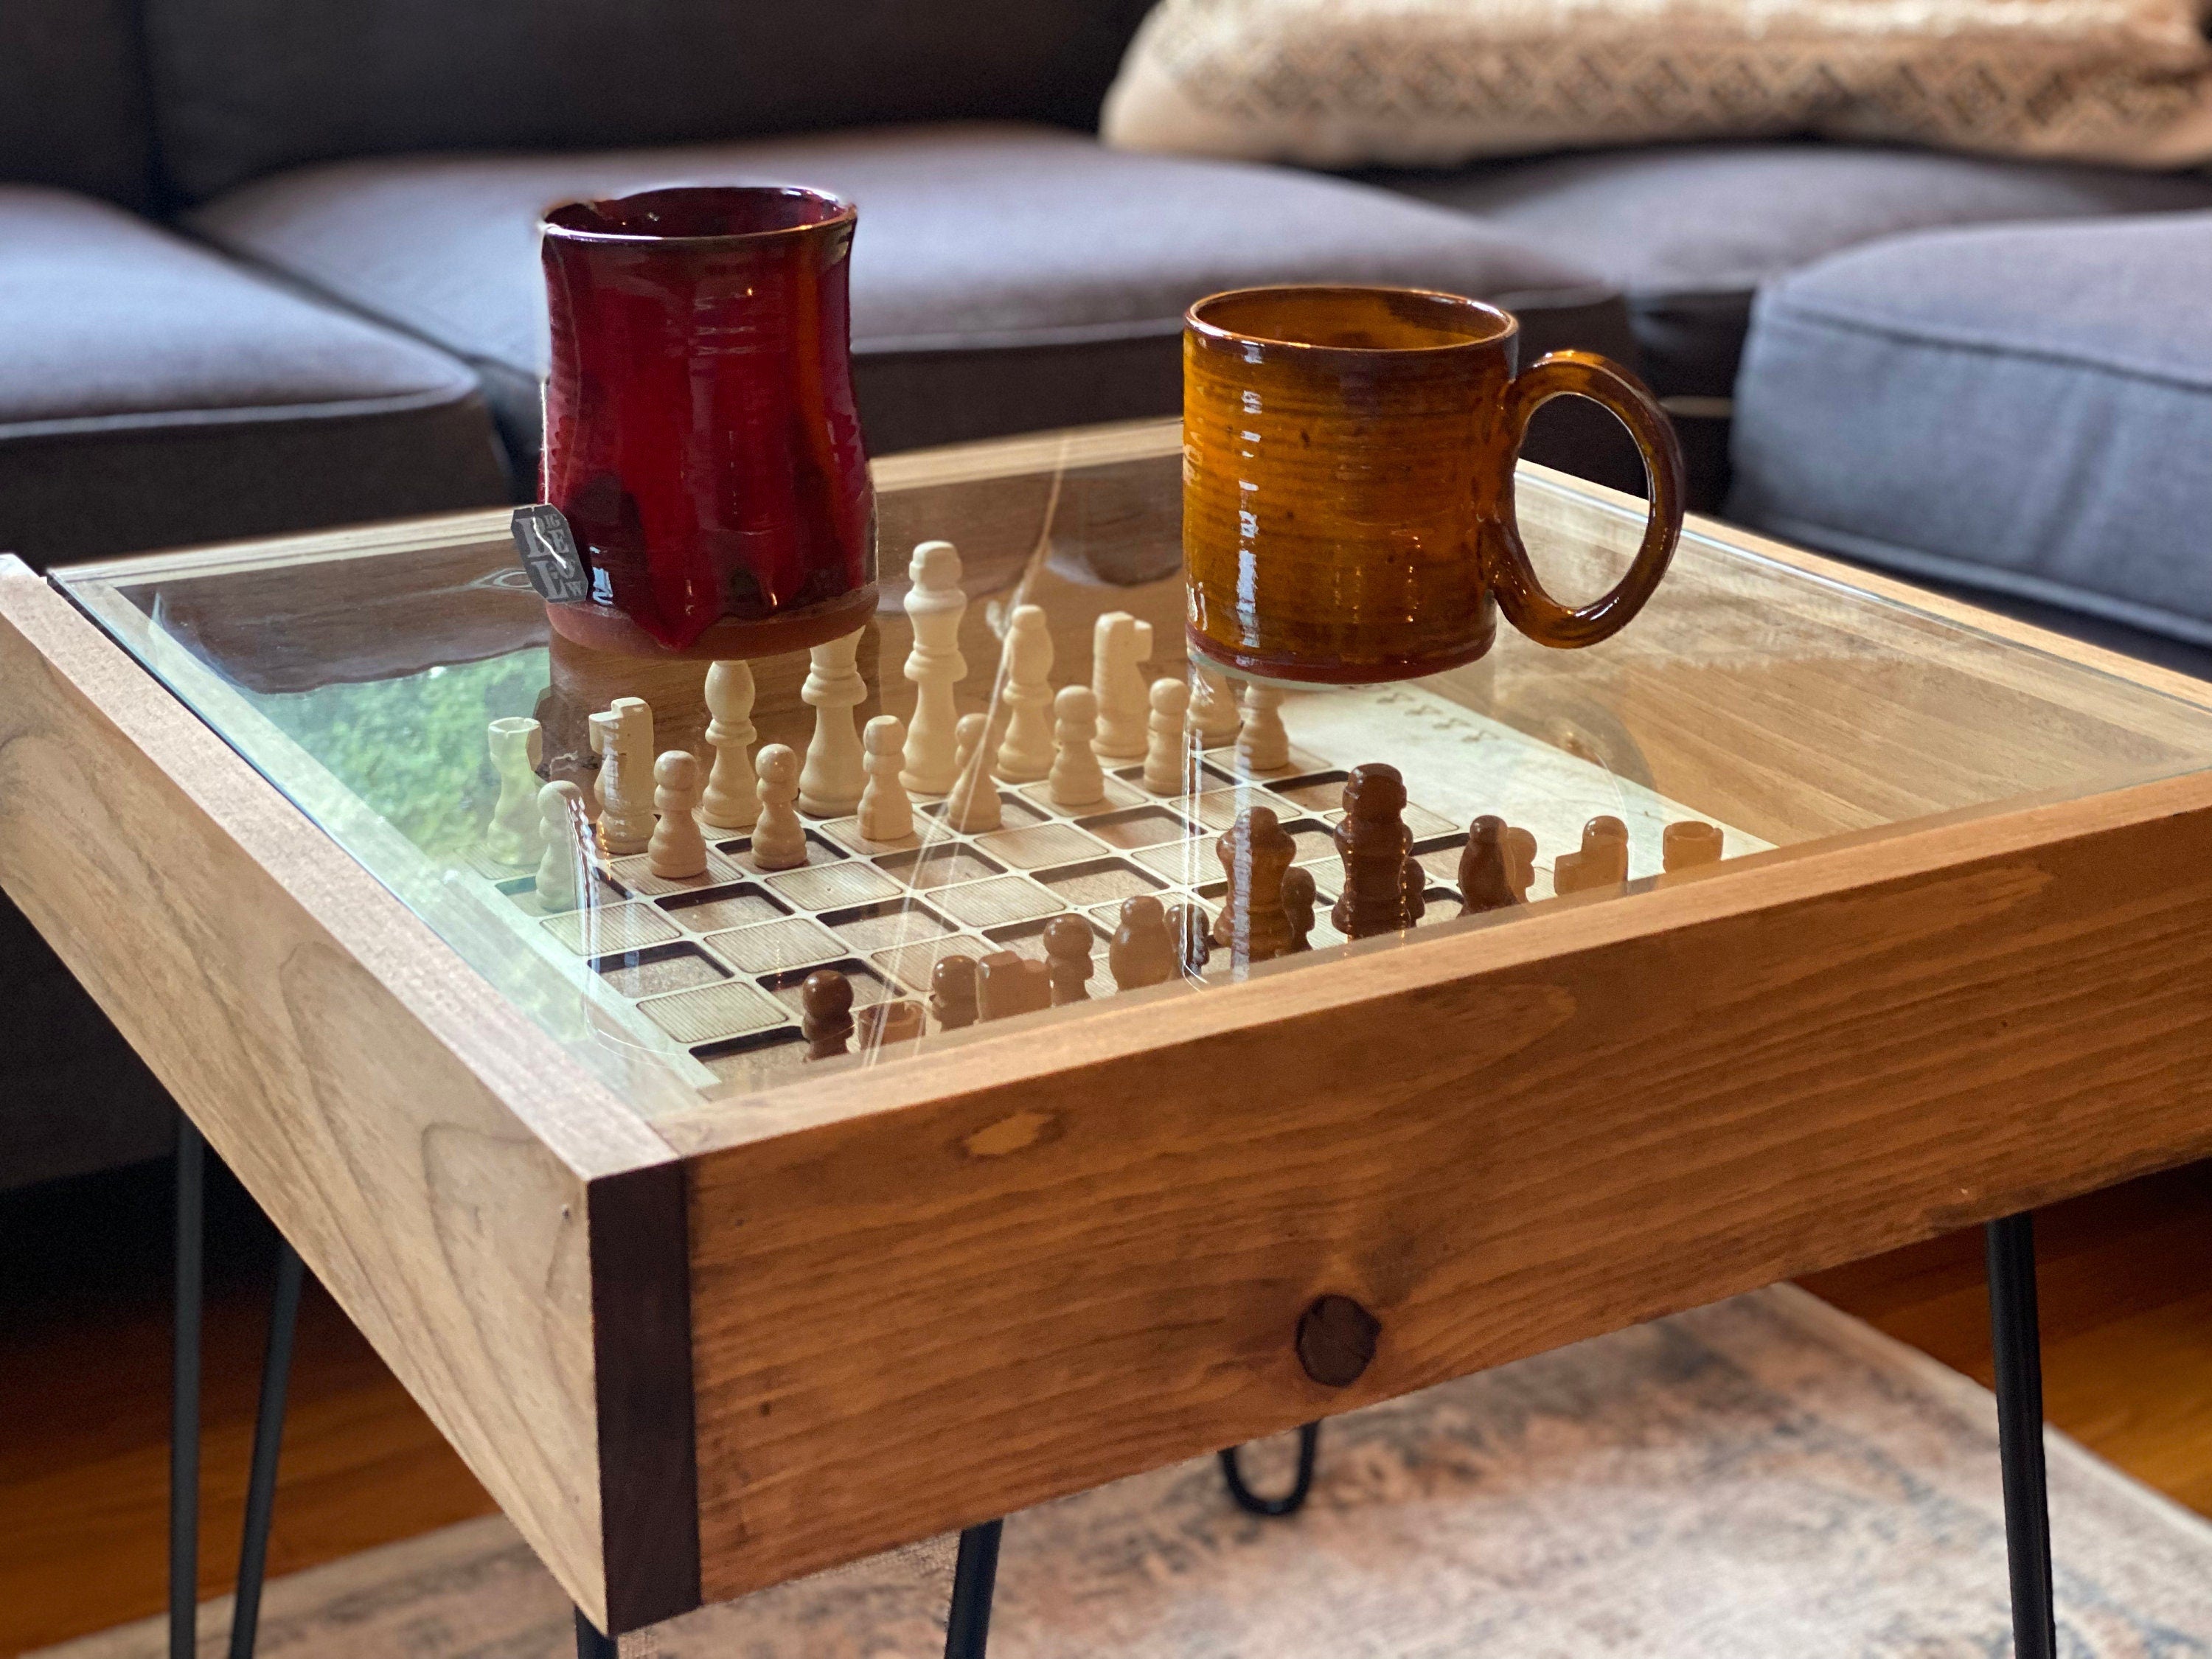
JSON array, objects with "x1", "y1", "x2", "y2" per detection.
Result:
[
  {"x1": 858, "y1": 715, "x2": 914, "y2": 843},
  {"x1": 647, "y1": 751, "x2": 709, "y2": 879},
  {"x1": 592, "y1": 697, "x2": 655, "y2": 855},
  {"x1": 1048, "y1": 685, "x2": 1107, "y2": 808},
  {"x1": 1189, "y1": 666, "x2": 1242, "y2": 745},
  {"x1": 993, "y1": 604, "x2": 1055, "y2": 782},
  {"x1": 944, "y1": 712, "x2": 1002, "y2": 833},
  {"x1": 1141, "y1": 678, "x2": 1192, "y2": 795},
  {"x1": 1091, "y1": 613, "x2": 1153, "y2": 759},
  {"x1": 484, "y1": 716, "x2": 545, "y2": 866},
  {"x1": 701, "y1": 660, "x2": 759, "y2": 831},
  {"x1": 750, "y1": 744, "x2": 807, "y2": 870},
  {"x1": 1237, "y1": 683, "x2": 1290, "y2": 773},
  {"x1": 533, "y1": 780, "x2": 586, "y2": 911},
  {"x1": 900, "y1": 540, "x2": 967, "y2": 794},
  {"x1": 799, "y1": 627, "x2": 867, "y2": 818}
]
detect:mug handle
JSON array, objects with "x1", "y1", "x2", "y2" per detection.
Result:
[{"x1": 1488, "y1": 350, "x2": 1686, "y2": 649}]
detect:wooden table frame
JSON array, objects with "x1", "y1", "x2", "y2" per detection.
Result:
[{"x1": 4, "y1": 469, "x2": 2211, "y2": 1638}]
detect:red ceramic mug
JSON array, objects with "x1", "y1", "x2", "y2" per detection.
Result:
[{"x1": 538, "y1": 184, "x2": 877, "y2": 657}]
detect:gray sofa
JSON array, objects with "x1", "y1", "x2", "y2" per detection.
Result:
[{"x1": 6, "y1": 0, "x2": 2211, "y2": 1189}]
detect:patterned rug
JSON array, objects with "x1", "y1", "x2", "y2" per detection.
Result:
[{"x1": 41, "y1": 1287, "x2": 2212, "y2": 1658}]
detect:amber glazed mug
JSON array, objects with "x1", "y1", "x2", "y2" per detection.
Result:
[{"x1": 1183, "y1": 286, "x2": 1685, "y2": 684}]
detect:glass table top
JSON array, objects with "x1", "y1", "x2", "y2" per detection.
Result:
[{"x1": 56, "y1": 420, "x2": 2212, "y2": 1122}]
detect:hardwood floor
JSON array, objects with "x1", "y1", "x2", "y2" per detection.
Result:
[{"x1": 8, "y1": 1153, "x2": 2212, "y2": 1655}]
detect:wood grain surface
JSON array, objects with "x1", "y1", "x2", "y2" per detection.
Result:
[
  {"x1": 672, "y1": 770, "x2": 2212, "y2": 1598},
  {"x1": 0, "y1": 560, "x2": 681, "y2": 1630}
]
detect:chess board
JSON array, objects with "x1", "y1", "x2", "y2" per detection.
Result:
[{"x1": 462, "y1": 679, "x2": 1767, "y2": 1091}]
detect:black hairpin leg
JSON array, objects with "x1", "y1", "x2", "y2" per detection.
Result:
[
  {"x1": 1219, "y1": 1422, "x2": 1321, "y2": 1517},
  {"x1": 1987, "y1": 1213, "x2": 2057, "y2": 1659},
  {"x1": 172, "y1": 1120, "x2": 205, "y2": 1659},
  {"x1": 170, "y1": 1119, "x2": 306, "y2": 1659},
  {"x1": 944, "y1": 1519, "x2": 1004, "y2": 1659},
  {"x1": 574, "y1": 1608, "x2": 619, "y2": 1658}
]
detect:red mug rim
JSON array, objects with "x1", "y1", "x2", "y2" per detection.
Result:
[
  {"x1": 1186, "y1": 285, "x2": 1518, "y2": 356},
  {"x1": 540, "y1": 183, "x2": 856, "y2": 246}
]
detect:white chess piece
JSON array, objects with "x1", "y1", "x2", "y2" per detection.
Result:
[
  {"x1": 533, "y1": 780, "x2": 586, "y2": 911},
  {"x1": 591, "y1": 697, "x2": 655, "y2": 854},
  {"x1": 1188, "y1": 666, "x2": 1241, "y2": 745},
  {"x1": 1237, "y1": 683, "x2": 1290, "y2": 773},
  {"x1": 1048, "y1": 684, "x2": 1107, "y2": 808},
  {"x1": 993, "y1": 603, "x2": 1054, "y2": 782},
  {"x1": 484, "y1": 716, "x2": 544, "y2": 866},
  {"x1": 799, "y1": 627, "x2": 867, "y2": 817},
  {"x1": 1141, "y1": 678, "x2": 1192, "y2": 795},
  {"x1": 900, "y1": 540, "x2": 967, "y2": 794},
  {"x1": 647, "y1": 751, "x2": 709, "y2": 879},
  {"x1": 700, "y1": 660, "x2": 760, "y2": 830},
  {"x1": 1091, "y1": 612, "x2": 1153, "y2": 759},
  {"x1": 750, "y1": 744, "x2": 807, "y2": 870},
  {"x1": 943, "y1": 712, "x2": 1002, "y2": 833},
  {"x1": 857, "y1": 715, "x2": 914, "y2": 843}
]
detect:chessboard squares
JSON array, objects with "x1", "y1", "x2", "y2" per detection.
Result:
[
  {"x1": 636, "y1": 977, "x2": 786, "y2": 1045},
  {"x1": 593, "y1": 945, "x2": 728, "y2": 1000},
  {"x1": 874, "y1": 844, "x2": 1003, "y2": 891},
  {"x1": 981, "y1": 917, "x2": 1114, "y2": 1002},
  {"x1": 701, "y1": 914, "x2": 844, "y2": 975},
  {"x1": 765, "y1": 858, "x2": 903, "y2": 912},
  {"x1": 761, "y1": 960, "x2": 895, "y2": 1018},
  {"x1": 919, "y1": 790, "x2": 1046, "y2": 830},
  {"x1": 1183, "y1": 785, "x2": 1293, "y2": 833},
  {"x1": 930, "y1": 873, "x2": 1064, "y2": 930},
  {"x1": 661, "y1": 886, "x2": 787, "y2": 935},
  {"x1": 1130, "y1": 839, "x2": 1217, "y2": 886},
  {"x1": 819, "y1": 897, "x2": 956, "y2": 953},
  {"x1": 972, "y1": 822, "x2": 1101, "y2": 871},
  {"x1": 1015, "y1": 773, "x2": 1144, "y2": 818},
  {"x1": 516, "y1": 868, "x2": 625, "y2": 918},
  {"x1": 813, "y1": 815, "x2": 923, "y2": 857},
  {"x1": 693, "y1": 1028, "x2": 807, "y2": 1087},
  {"x1": 1032, "y1": 858, "x2": 1166, "y2": 910},
  {"x1": 1075, "y1": 804, "x2": 1193, "y2": 852},
  {"x1": 1266, "y1": 771, "x2": 1348, "y2": 815},
  {"x1": 608, "y1": 849, "x2": 742, "y2": 898},
  {"x1": 1279, "y1": 818, "x2": 1338, "y2": 868},
  {"x1": 872, "y1": 936, "x2": 983, "y2": 997},
  {"x1": 543, "y1": 900, "x2": 680, "y2": 956},
  {"x1": 1212, "y1": 742, "x2": 1326, "y2": 781},
  {"x1": 718, "y1": 828, "x2": 846, "y2": 876}
]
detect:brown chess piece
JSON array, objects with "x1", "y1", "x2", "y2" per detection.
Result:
[
  {"x1": 1280, "y1": 866, "x2": 1317, "y2": 951},
  {"x1": 1554, "y1": 815, "x2": 1630, "y2": 895},
  {"x1": 1043, "y1": 916, "x2": 1094, "y2": 1004},
  {"x1": 1401, "y1": 858, "x2": 1427, "y2": 923},
  {"x1": 1164, "y1": 900, "x2": 1212, "y2": 972},
  {"x1": 1663, "y1": 820, "x2": 1725, "y2": 872},
  {"x1": 800, "y1": 968, "x2": 855, "y2": 1060},
  {"x1": 1504, "y1": 827, "x2": 1537, "y2": 900},
  {"x1": 929, "y1": 954, "x2": 979, "y2": 1030},
  {"x1": 1109, "y1": 895, "x2": 1177, "y2": 990},
  {"x1": 1213, "y1": 806, "x2": 1297, "y2": 965},
  {"x1": 976, "y1": 950, "x2": 1051, "y2": 1020},
  {"x1": 1331, "y1": 763, "x2": 1415, "y2": 939},
  {"x1": 856, "y1": 998, "x2": 925, "y2": 1048},
  {"x1": 1458, "y1": 815, "x2": 1524, "y2": 915}
]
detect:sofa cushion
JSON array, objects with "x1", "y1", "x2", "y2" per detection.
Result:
[
  {"x1": 189, "y1": 122, "x2": 1633, "y2": 465},
  {"x1": 1728, "y1": 211, "x2": 2212, "y2": 648},
  {"x1": 0, "y1": 188, "x2": 512, "y2": 567},
  {"x1": 0, "y1": 0, "x2": 153, "y2": 208},
  {"x1": 144, "y1": 0, "x2": 1161, "y2": 204}
]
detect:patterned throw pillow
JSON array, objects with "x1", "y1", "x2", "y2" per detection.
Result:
[{"x1": 1102, "y1": 0, "x2": 2212, "y2": 170}]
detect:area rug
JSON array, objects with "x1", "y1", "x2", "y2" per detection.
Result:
[{"x1": 40, "y1": 1287, "x2": 2212, "y2": 1658}]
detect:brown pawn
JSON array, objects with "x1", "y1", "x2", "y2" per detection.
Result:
[
  {"x1": 1331, "y1": 764, "x2": 1416, "y2": 940},
  {"x1": 1109, "y1": 895, "x2": 1177, "y2": 990},
  {"x1": 856, "y1": 998, "x2": 925, "y2": 1048},
  {"x1": 1663, "y1": 819, "x2": 1724, "y2": 872},
  {"x1": 1504, "y1": 827, "x2": 1537, "y2": 899},
  {"x1": 1458, "y1": 815, "x2": 1524, "y2": 914},
  {"x1": 800, "y1": 968, "x2": 854, "y2": 1061},
  {"x1": 976, "y1": 950, "x2": 1051, "y2": 1020},
  {"x1": 1213, "y1": 806, "x2": 1297, "y2": 964},
  {"x1": 1164, "y1": 900, "x2": 1212, "y2": 972},
  {"x1": 1280, "y1": 866, "x2": 1317, "y2": 951},
  {"x1": 1043, "y1": 916, "x2": 1094, "y2": 1004},
  {"x1": 1554, "y1": 815, "x2": 1629, "y2": 895},
  {"x1": 929, "y1": 955, "x2": 979, "y2": 1030},
  {"x1": 1402, "y1": 858, "x2": 1427, "y2": 923}
]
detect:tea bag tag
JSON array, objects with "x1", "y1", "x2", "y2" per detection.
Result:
[{"x1": 510, "y1": 504, "x2": 591, "y2": 603}]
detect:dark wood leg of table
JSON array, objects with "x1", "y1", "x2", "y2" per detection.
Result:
[
  {"x1": 943, "y1": 1519, "x2": 1004, "y2": 1659},
  {"x1": 172, "y1": 1120, "x2": 204, "y2": 1659},
  {"x1": 1218, "y1": 1422, "x2": 1322, "y2": 1517},
  {"x1": 1986, "y1": 1213, "x2": 2057, "y2": 1659},
  {"x1": 574, "y1": 1608, "x2": 618, "y2": 1658}
]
